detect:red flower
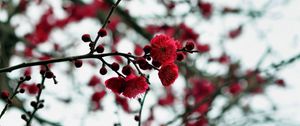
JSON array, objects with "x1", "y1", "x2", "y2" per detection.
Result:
[
  {"x1": 175, "y1": 40, "x2": 183, "y2": 49},
  {"x1": 158, "y1": 63, "x2": 178, "y2": 86},
  {"x1": 19, "y1": 0, "x2": 28, "y2": 12},
  {"x1": 179, "y1": 23, "x2": 199, "y2": 42},
  {"x1": 190, "y1": 78, "x2": 214, "y2": 97},
  {"x1": 196, "y1": 102, "x2": 210, "y2": 114},
  {"x1": 218, "y1": 54, "x2": 230, "y2": 64},
  {"x1": 123, "y1": 75, "x2": 148, "y2": 98},
  {"x1": 108, "y1": 16, "x2": 120, "y2": 31},
  {"x1": 198, "y1": 2, "x2": 213, "y2": 19},
  {"x1": 255, "y1": 73, "x2": 265, "y2": 84},
  {"x1": 150, "y1": 34, "x2": 177, "y2": 64},
  {"x1": 105, "y1": 77, "x2": 125, "y2": 94},
  {"x1": 20, "y1": 83, "x2": 39, "y2": 95},
  {"x1": 251, "y1": 87, "x2": 263, "y2": 94},
  {"x1": 24, "y1": 67, "x2": 32, "y2": 76},
  {"x1": 25, "y1": 9, "x2": 54, "y2": 45},
  {"x1": 27, "y1": 84, "x2": 39, "y2": 95},
  {"x1": 134, "y1": 44, "x2": 143, "y2": 56},
  {"x1": 91, "y1": 91, "x2": 106, "y2": 102},
  {"x1": 158, "y1": 88, "x2": 175, "y2": 106},
  {"x1": 229, "y1": 25, "x2": 242, "y2": 39},
  {"x1": 39, "y1": 55, "x2": 52, "y2": 61},
  {"x1": 228, "y1": 83, "x2": 242, "y2": 95},
  {"x1": 88, "y1": 75, "x2": 101, "y2": 87},
  {"x1": 197, "y1": 43, "x2": 210, "y2": 53},
  {"x1": 146, "y1": 25, "x2": 176, "y2": 36},
  {"x1": 115, "y1": 95, "x2": 131, "y2": 112},
  {"x1": 1, "y1": 90, "x2": 9, "y2": 99},
  {"x1": 105, "y1": 75, "x2": 148, "y2": 98},
  {"x1": 275, "y1": 79, "x2": 285, "y2": 87},
  {"x1": 24, "y1": 47, "x2": 33, "y2": 57},
  {"x1": 91, "y1": 91, "x2": 106, "y2": 111}
]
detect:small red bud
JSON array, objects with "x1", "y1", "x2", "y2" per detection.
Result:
[
  {"x1": 185, "y1": 41, "x2": 195, "y2": 51},
  {"x1": 275, "y1": 79, "x2": 285, "y2": 87},
  {"x1": 21, "y1": 114, "x2": 27, "y2": 121},
  {"x1": 122, "y1": 65, "x2": 132, "y2": 75},
  {"x1": 30, "y1": 101, "x2": 37, "y2": 108},
  {"x1": 1, "y1": 90, "x2": 9, "y2": 99},
  {"x1": 19, "y1": 88, "x2": 25, "y2": 93},
  {"x1": 136, "y1": 58, "x2": 147, "y2": 65},
  {"x1": 40, "y1": 69, "x2": 46, "y2": 75},
  {"x1": 38, "y1": 104, "x2": 44, "y2": 109},
  {"x1": 197, "y1": 44, "x2": 210, "y2": 53},
  {"x1": 143, "y1": 45, "x2": 151, "y2": 54},
  {"x1": 111, "y1": 62, "x2": 120, "y2": 71},
  {"x1": 25, "y1": 75, "x2": 31, "y2": 81},
  {"x1": 152, "y1": 60, "x2": 161, "y2": 68},
  {"x1": 99, "y1": 67, "x2": 107, "y2": 75},
  {"x1": 74, "y1": 60, "x2": 83, "y2": 68},
  {"x1": 176, "y1": 52, "x2": 185, "y2": 61},
  {"x1": 98, "y1": 28, "x2": 107, "y2": 37},
  {"x1": 81, "y1": 34, "x2": 91, "y2": 42},
  {"x1": 167, "y1": 2, "x2": 175, "y2": 9},
  {"x1": 134, "y1": 45, "x2": 143, "y2": 56},
  {"x1": 96, "y1": 45, "x2": 104, "y2": 53},
  {"x1": 136, "y1": 58, "x2": 150, "y2": 70},
  {"x1": 45, "y1": 71, "x2": 54, "y2": 78},
  {"x1": 134, "y1": 115, "x2": 140, "y2": 121}
]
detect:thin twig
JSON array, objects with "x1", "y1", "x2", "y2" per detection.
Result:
[
  {"x1": 138, "y1": 89, "x2": 149, "y2": 126},
  {"x1": 0, "y1": 52, "x2": 135, "y2": 73},
  {"x1": 25, "y1": 66, "x2": 48, "y2": 126},
  {"x1": 0, "y1": 79, "x2": 26, "y2": 119},
  {"x1": 90, "y1": 0, "x2": 122, "y2": 54}
]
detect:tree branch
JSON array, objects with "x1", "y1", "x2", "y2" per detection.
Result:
[{"x1": 0, "y1": 52, "x2": 135, "y2": 73}]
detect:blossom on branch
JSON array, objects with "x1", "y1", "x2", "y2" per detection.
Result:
[
  {"x1": 105, "y1": 75, "x2": 148, "y2": 98},
  {"x1": 158, "y1": 63, "x2": 179, "y2": 87},
  {"x1": 150, "y1": 34, "x2": 177, "y2": 65}
]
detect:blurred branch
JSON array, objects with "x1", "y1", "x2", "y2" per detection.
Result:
[
  {"x1": 24, "y1": 66, "x2": 48, "y2": 126},
  {"x1": 255, "y1": 47, "x2": 272, "y2": 70},
  {"x1": 164, "y1": 79, "x2": 233, "y2": 125},
  {"x1": 0, "y1": 6, "x2": 61, "y2": 126},
  {"x1": 0, "y1": 7, "x2": 24, "y2": 118},
  {"x1": 165, "y1": 47, "x2": 298, "y2": 125},
  {"x1": 269, "y1": 52, "x2": 300, "y2": 71}
]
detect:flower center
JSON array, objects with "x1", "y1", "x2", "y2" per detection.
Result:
[{"x1": 160, "y1": 47, "x2": 166, "y2": 52}]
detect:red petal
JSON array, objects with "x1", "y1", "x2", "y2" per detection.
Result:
[
  {"x1": 123, "y1": 76, "x2": 148, "y2": 98},
  {"x1": 91, "y1": 91, "x2": 106, "y2": 102},
  {"x1": 105, "y1": 77, "x2": 125, "y2": 94},
  {"x1": 115, "y1": 95, "x2": 131, "y2": 112},
  {"x1": 88, "y1": 75, "x2": 101, "y2": 86},
  {"x1": 158, "y1": 63, "x2": 178, "y2": 86}
]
